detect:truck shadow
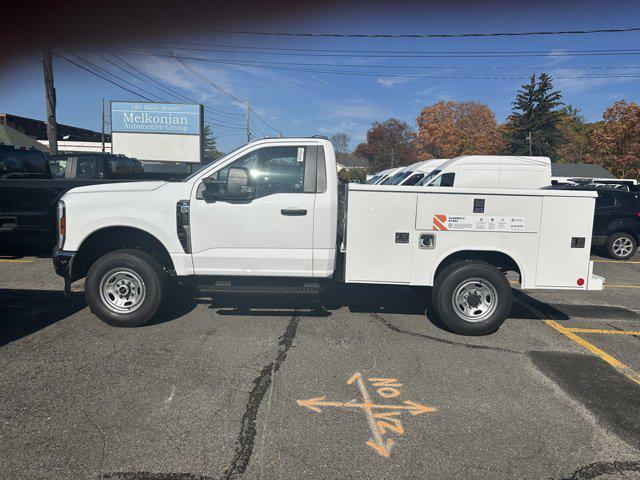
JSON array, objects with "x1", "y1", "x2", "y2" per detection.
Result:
[
  {"x1": 208, "y1": 284, "x2": 582, "y2": 326},
  {"x1": 0, "y1": 289, "x2": 86, "y2": 347}
]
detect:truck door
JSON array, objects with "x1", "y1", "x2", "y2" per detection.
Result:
[{"x1": 189, "y1": 144, "x2": 318, "y2": 277}]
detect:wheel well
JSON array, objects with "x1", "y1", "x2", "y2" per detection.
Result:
[
  {"x1": 609, "y1": 229, "x2": 640, "y2": 244},
  {"x1": 72, "y1": 227, "x2": 175, "y2": 280},
  {"x1": 434, "y1": 250, "x2": 521, "y2": 284}
]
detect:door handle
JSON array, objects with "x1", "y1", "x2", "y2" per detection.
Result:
[{"x1": 281, "y1": 208, "x2": 307, "y2": 216}]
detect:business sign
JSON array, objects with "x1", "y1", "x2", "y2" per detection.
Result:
[{"x1": 111, "y1": 101, "x2": 203, "y2": 163}]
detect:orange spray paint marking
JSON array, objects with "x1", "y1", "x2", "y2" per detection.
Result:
[{"x1": 297, "y1": 371, "x2": 437, "y2": 458}]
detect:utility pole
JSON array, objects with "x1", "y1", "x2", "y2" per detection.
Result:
[
  {"x1": 526, "y1": 131, "x2": 533, "y2": 156},
  {"x1": 101, "y1": 98, "x2": 105, "y2": 152},
  {"x1": 43, "y1": 49, "x2": 58, "y2": 155},
  {"x1": 390, "y1": 147, "x2": 395, "y2": 168},
  {"x1": 245, "y1": 99, "x2": 251, "y2": 143}
]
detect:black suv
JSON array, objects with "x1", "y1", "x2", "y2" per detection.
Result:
[{"x1": 548, "y1": 184, "x2": 640, "y2": 260}]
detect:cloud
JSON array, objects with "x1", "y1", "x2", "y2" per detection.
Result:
[
  {"x1": 376, "y1": 76, "x2": 416, "y2": 88},
  {"x1": 323, "y1": 98, "x2": 392, "y2": 121},
  {"x1": 551, "y1": 67, "x2": 636, "y2": 94}
]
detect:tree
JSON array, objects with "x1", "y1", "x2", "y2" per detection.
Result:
[
  {"x1": 349, "y1": 167, "x2": 367, "y2": 183},
  {"x1": 337, "y1": 168, "x2": 351, "y2": 183},
  {"x1": 415, "y1": 100, "x2": 505, "y2": 160},
  {"x1": 355, "y1": 119, "x2": 417, "y2": 173},
  {"x1": 556, "y1": 106, "x2": 590, "y2": 164},
  {"x1": 202, "y1": 124, "x2": 224, "y2": 164},
  {"x1": 585, "y1": 100, "x2": 640, "y2": 179},
  {"x1": 330, "y1": 133, "x2": 350, "y2": 154},
  {"x1": 504, "y1": 73, "x2": 564, "y2": 160}
]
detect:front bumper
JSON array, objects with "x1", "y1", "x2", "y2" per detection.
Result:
[{"x1": 52, "y1": 248, "x2": 76, "y2": 279}]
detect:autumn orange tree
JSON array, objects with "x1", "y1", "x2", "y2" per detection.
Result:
[
  {"x1": 355, "y1": 119, "x2": 417, "y2": 173},
  {"x1": 585, "y1": 100, "x2": 640, "y2": 179},
  {"x1": 556, "y1": 106, "x2": 591, "y2": 165},
  {"x1": 415, "y1": 100, "x2": 505, "y2": 160}
]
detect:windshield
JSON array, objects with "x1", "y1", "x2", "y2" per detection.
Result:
[
  {"x1": 183, "y1": 144, "x2": 247, "y2": 181},
  {"x1": 366, "y1": 174, "x2": 381, "y2": 184},
  {"x1": 383, "y1": 171, "x2": 412, "y2": 185},
  {"x1": 415, "y1": 169, "x2": 442, "y2": 186}
]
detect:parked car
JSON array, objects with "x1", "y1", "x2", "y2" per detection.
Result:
[
  {"x1": 416, "y1": 155, "x2": 552, "y2": 189},
  {"x1": 379, "y1": 159, "x2": 446, "y2": 186},
  {"x1": 546, "y1": 184, "x2": 640, "y2": 260},
  {"x1": 0, "y1": 146, "x2": 180, "y2": 250},
  {"x1": 48, "y1": 153, "x2": 144, "y2": 179}
]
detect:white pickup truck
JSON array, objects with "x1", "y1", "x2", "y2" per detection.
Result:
[{"x1": 53, "y1": 137, "x2": 603, "y2": 335}]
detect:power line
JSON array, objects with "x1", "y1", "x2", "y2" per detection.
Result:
[
  {"x1": 132, "y1": 49, "x2": 640, "y2": 70},
  {"x1": 173, "y1": 53, "x2": 245, "y2": 102},
  {"x1": 152, "y1": 41, "x2": 640, "y2": 56},
  {"x1": 105, "y1": 50, "x2": 244, "y2": 118},
  {"x1": 124, "y1": 45, "x2": 640, "y2": 59},
  {"x1": 211, "y1": 26, "x2": 640, "y2": 38},
  {"x1": 248, "y1": 107, "x2": 277, "y2": 134},
  {"x1": 57, "y1": 51, "x2": 246, "y2": 130},
  {"x1": 113, "y1": 51, "x2": 640, "y2": 80},
  {"x1": 55, "y1": 52, "x2": 154, "y2": 100}
]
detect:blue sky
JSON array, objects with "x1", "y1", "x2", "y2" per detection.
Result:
[{"x1": 1, "y1": 0, "x2": 639, "y2": 152}]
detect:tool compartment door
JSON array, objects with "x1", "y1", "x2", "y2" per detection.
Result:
[
  {"x1": 535, "y1": 195, "x2": 595, "y2": 288},
  {"x1": 344, "y1": 190, "x2": 416, "y2": 283}
]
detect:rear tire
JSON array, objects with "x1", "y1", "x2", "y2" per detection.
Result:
[
  {"x1": 605, "y1": 232, "x2": 637, "y2": 260},
  {"x1": 431, "y1": 260, "x2": 512, "y2": 336},
  {"x1": 85, "y1": 249, "x2": 166, "y2": 327}
]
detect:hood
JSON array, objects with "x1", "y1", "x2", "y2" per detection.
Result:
[{"x1": 66, "y1": 181, "x2": 167, "y2": 194}]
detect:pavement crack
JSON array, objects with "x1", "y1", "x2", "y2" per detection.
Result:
[
  {"x1": 82, "y1": 409, "x2": 107, "y2": 476},
  {"x1": 222, "y1": 315, "x2": 300, "y2": 480},
  {"x1": 369, "y1": 312, "x2": 522, "y2": 354},
  {"x1": 606, "y1": 322, "x2": 640, "y2": 339},
  {"x1": 554, "y1": 460, "x2": 640, "y2": 479}
]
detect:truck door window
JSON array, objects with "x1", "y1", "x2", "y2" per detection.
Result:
[
  {"x1": 76, "y1": 157, "x2": 98, "y2": 178},
  {"x1": 212, "y1": 146, "x2": 306, "y2": 198},
  {"x1": 403, "y1": 173, "x2": 424, "y2": 186},
  {"x1": 595, "y1": 192, "x2": 616, "y2": 208},
  {"x1": 0, "y1": 151, "x2": 49, "y2": 179},
  {"x1": 430, "y1": 172, "x2": 455, "y2": 187},
  {"x1": 49, "y1": 158, "x2": 69, "y2": 178},
  {"x1": 107, "y1": 158, "x2": 133, "y2": 178}
]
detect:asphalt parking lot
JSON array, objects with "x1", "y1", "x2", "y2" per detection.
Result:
[{"x1": 1, "y1": 251, "x2": 640, "y2": 480}]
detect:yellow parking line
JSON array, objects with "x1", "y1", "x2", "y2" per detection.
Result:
[
  {"x1": 604, "y1": 284, "x2": 640, "y2": 289},
  {"x1": 515, "y1": 298, "x2": 640, "y2": 386},
  {"x1": 0, "y1": 259, "x2": 34, "y2": 263},
  {"x1": 593, "y1": 260, "x2": 640, "y2": 264},
  {"x1": 565, "y1": 328, "x2": 640, "y2": 335},
  {"x1": 544, "y1": 320, "x2": 640, "y2": 386}
]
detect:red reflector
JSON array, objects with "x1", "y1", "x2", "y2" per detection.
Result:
[
  {"x1": 636, "y1": 211, "x2": 640, "y2": 220},
  {"x1": 577, "y1": 278, "x2": 585, "y2": 286}
]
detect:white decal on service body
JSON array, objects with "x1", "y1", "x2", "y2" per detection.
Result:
[{"x1": 433, "y1": 214, "x2": 525, "y2": 232}]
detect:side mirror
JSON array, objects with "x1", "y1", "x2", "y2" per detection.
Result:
[
  {"x1": 202, "y1": 167, "x2": 254, "y2": 201},
  {"x1": 226, "y1": 167, "x2": 253, "y2": 200}
]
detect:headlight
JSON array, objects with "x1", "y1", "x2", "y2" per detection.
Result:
[{"x1": 57, "y1": 200, "x2": 66, "y2": 249}]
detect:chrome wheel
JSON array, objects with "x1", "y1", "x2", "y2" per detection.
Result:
[
  {"x1": 99, "y1": 268, "x2": 146, "y2": 314},
  {"x1": 612, "y1": 237, "x2": 634, "y2": 258},
  {"x1": 452, "y1": 278, "x2": 498, "y2": 323}
]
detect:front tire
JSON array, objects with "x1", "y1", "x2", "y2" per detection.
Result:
[
  {"x1": 605, "y1": 232, "x2": 637, "y2": 260},
  {"x1": 85, "y1": 249, "x2": 166, "y2": 327},
  {"x1": 431, "y1": 260, "x2": 512, "y2": 336}
]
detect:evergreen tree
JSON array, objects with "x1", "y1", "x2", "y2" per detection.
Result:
[
  {"x1": 505, "y1": 73, "x2": 564, "y2": 160},
  {"x1": 202, "y1": 124, "x2": 224, "y2": 164}
]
